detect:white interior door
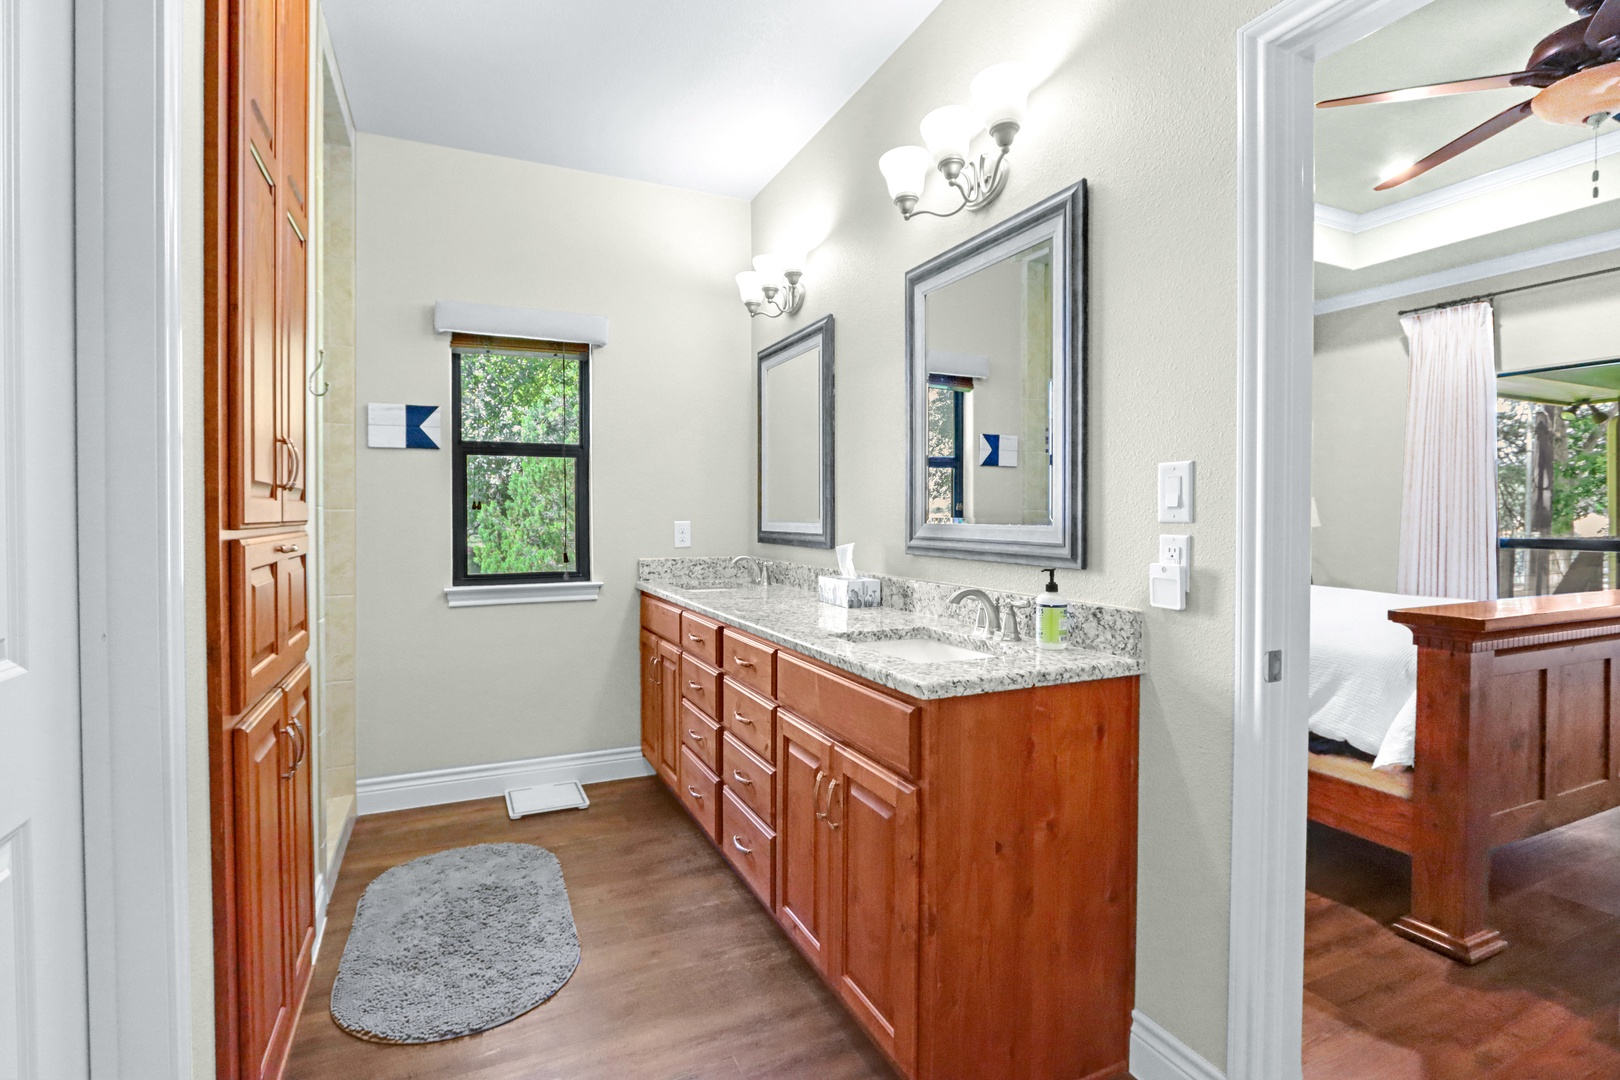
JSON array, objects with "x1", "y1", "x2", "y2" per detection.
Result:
[{"x1": 0, "y1": 0, "x2": 89, "y2": 1077}]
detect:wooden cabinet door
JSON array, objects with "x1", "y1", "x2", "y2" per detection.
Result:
[
  {"x1": 828, "y1": 743, "x2": 919, "y2": 1074},
  {"x1": 275, "y1": 199, "x2": 308, "y2": 524},
  {"x1": 276, "y1": 536, "x2": 308, "y2": 660},
  {"x1": 640, "y1": 631, "x2": 661, "y2": 769},
  {"x1": 279, "y1": 664, "x2": 315, "y2": 1000},
  {"x1": 230, "y1": 688, "x2": 292, "y2": 1080},
  {"x1": 657, "y1": 639, "x2": 681, "y2": 787},
  {"x1": 776, "y1": 711, "x2": 834, "y2": 975},
  {"x1": 234, "y1": 92, "x2": 282, "y2": 527}
]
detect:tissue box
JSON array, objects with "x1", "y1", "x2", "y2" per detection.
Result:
[{"x1": 818, "y1": 575, "x2": 881, "y2": 609}]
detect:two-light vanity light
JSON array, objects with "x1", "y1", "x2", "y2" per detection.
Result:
[
  {"x1": 736, "y1": 251, "x2": 806, "y2": 319},
  {"x1": 879, "y1": 61, "x2": 1033, "y2": 221}
]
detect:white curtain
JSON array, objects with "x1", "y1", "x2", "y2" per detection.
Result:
[{"x1": 1397, "y1": 301, "x2": 1498, "y2": 600}]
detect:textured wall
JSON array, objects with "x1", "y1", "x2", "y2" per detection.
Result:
[{"x1": 351, "y1": 134, "x2": 754, "y2": 778}]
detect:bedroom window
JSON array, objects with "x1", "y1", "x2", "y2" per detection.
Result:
[{"x1": 451, "y1": 335, "x2": 590, "y2": 585}]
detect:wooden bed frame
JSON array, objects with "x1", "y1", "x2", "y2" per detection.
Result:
[{"x1": 1307, "y1": 592, "x2": 1620, "y2": 964}]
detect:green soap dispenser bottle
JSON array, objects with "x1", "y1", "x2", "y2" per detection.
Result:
[{"x1": 1036, "y1": 568, "x2": 1067, "y2": 650}]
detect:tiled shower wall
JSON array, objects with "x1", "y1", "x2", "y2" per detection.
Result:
[{"x1": 316, "y1": 61, "x2": 357, "y2": 880}]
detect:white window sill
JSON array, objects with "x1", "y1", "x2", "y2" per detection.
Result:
[{"x1": 443, "y1": 581, "x2": 604, "y2": 608}]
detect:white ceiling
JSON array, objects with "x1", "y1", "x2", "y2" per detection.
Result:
[
  {"x1": 1314, "y1": 0, "x2": 1594, "y2": 214},
  {"x1": 321, "y1": 0, "x2": 945, "y2": 199}
]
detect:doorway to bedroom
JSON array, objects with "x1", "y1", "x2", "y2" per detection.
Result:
[{"x1": 1303, "y1": 0, "x2": 1620, "y2": 1075}]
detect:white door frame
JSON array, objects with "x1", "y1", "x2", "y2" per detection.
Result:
[
  {"x1": 73, "y1": 0, "x2": 194, "y2": 1074},
  {"x1": 1228, "y1": 1, "x2": 1436, "y2": 1078}
]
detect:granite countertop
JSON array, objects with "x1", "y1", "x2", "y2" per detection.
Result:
[{"x1": 637, "y1": 579, "x2": 1142, "y2": 701}]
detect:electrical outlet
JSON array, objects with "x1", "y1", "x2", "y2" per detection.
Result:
[
  {"x1": 1160, "y1": 534, "x2": 1191, "y2": 589},
  {"x1": 673, "y1": 520, "x2": 691, "y2": 548}
]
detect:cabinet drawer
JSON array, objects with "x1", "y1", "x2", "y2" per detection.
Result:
[
  {"x1": 679, "y1": 700, "x2": 720, "y2": 774},
  {"x1": 679, "y1": 611, "x2": 723, "y2": 667},
  {"x1": 723, "y1": 629, "x2": 776, "y2": 699},
  {"x1": 640, "y1": 594, "x2": 682, "y2": 644},
  {"x1": 229, "y1": 532, "x2": 309, "y2": 713},
  {"x1": 777, "y1": 653, "x2": 920, "y2": 778},
  {"x1": 679, "y1": 653, "x2": 721, "y2": 719},
  {"x1": 676, "y1": 746, "x2": 719, "y2": 842},
  {"x1": 722, "y1": 678, "x2": 776, "y2": 763},
  {"x1": 721, "y1": 788, "x2": 775, "y2": 909},
  {"x1": 722, "y1": 731, "x2": 775, "y2": 828}
]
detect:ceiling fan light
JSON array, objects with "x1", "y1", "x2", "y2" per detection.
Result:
[
  {"x1": 971, "y1": 62, "x2": 1032, "y2": 131},
  {"x1": 919, "y1": 105, "x2": 981, "y2": 166},
  {"x1": 879, "y1": 145, "x2": 933, "y2": 201}
]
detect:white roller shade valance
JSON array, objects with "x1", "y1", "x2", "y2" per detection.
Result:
[{"x1": 433, "y1": 299, "x2": 609, "y2": 348}]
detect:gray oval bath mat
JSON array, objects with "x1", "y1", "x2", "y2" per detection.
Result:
[{"x1": 330, "y1": 843, "x2": 580, "y2": 1044}]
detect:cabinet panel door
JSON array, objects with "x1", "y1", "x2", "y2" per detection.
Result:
[
  {"x1": 277, "y1": 538, "x2": 308, "y2": 659},
  {"x1": 829, "y1": 744, "x2": 919, "y2": 1074},
  {"x1": 275, "y1": 0, "x2": 308, "y2": 216},
  {"x1": 657, "y1": 639, "x2": 681, "y2": 787},
  {"x1": 280, "y1": 663, "x2": 315, "y2": 999},
  {"x1": 776, "y1": 711, "x2": 834, "y2": 975},
  {"x1": 230, "y1": 689, "x2": 291, "y2": 1080},
  {"x1": 640, "y1": 630, "x2": 661, "y2": 769},
  {"x1": 232, "y1": 537, "x2": 288, "y2": 712},
  {"x1": 234, "y1": 108, "x2": 282, "y2": 527},
  {"x1": 276, "y1": 198, "x2": 308, "y2": 524}
]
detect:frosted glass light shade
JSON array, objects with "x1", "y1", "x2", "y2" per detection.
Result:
[
  {"x1": 971, "y1": 62, "x2": 1032, "y2": 129},
  {"x1": 919, "y1": 104, "x2": 980, "y2": 164},
  {"x1": 879, "y1": 145, "x2": 933, "y2": 201},
  {"x1": 777, "y1": 250, "x2": 806, "y2": 277},
  {"x1": 735, "y1": 271, "x2": 765, "y2": 304},
  {"x1": 752, "y1": 253, "x2": 787, "y2": 289}
]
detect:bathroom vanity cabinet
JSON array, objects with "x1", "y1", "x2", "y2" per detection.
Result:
[{"x1": 639, "y1": 592, "x2": 1140, "y2": 1080}]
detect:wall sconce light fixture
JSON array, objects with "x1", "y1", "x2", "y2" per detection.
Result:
[
  {"x1": 736, "y1": 251, "x2": 806, "y2": 318},
  {"x1": 879, "y1": 62, "x2": 1032, "y2": 221}
]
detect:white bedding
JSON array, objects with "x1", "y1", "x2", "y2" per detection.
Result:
[{"x1": 1309, "y1": 585, "x2": 1453, "y2": 770}]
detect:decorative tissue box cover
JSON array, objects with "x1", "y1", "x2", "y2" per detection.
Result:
[{"x1": 818, "y1": 575, "x2": 881, "y2": 609}]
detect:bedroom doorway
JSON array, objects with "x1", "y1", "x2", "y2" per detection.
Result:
[{"x1": 1238, "y1": 0, "x2": 1620, "y2": 1077}]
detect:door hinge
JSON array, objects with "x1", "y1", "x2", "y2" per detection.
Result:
[{"x1": 1264, "y1": 650, "x2": 1283, "y2": 683}]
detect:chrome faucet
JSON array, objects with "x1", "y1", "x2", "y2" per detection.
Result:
[
  {"x1": 947, "y1": 588, "x2": 1002, "y2": 637},
  {"x1": 730, "y1": 554, "x2": 767, "y2": 586}
]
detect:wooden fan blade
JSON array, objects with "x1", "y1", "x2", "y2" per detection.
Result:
[
  {"x1": 1374, "y1": 100, "x2": 1536, "y2": 190},
  {"x1": 1317, "y1": 72, "x2": 1535, "y2": 108},
  {"x1": 1589, "y1": 0, "x2": 1620, "y2": 46}
]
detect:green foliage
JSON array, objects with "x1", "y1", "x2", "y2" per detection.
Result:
[
  {"x1": 459, "y1": 348, "x2": 582, "y2": 576},
  {"x1": 1497, "y1": 399, "x2": 1531, "y2": 535},
  {"x1": 1497, "y1": 397, "x2": 1611, "y2": 538}
]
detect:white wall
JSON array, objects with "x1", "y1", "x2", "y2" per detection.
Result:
[
  {"x1": 352, "y1": 134, "x2": 753, "y2": 779},
  {"x1": 747, "y1": 0, "x2": 1272, "y2": 1062},
  {"x1": 1312, "y1": 251, "x2": 1620, "y2": 592}
]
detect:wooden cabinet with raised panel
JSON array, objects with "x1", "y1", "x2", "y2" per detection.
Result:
[
  {"x1": 640, "y1": 630, "x2": 661, "y2": 768},
  {"x1": 637, "y1": 590, "x2": 1140, "y2": 1080},
  {"x1": 230, "y1": 532, "x2": 308, "y2": 713}
]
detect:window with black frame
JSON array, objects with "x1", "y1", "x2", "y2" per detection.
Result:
[
  {"x1": 451, "y1": 335, "x2": 590, "y2": 585},
  {"x1": 926, "y1": 375, "x2": 968, "y2": 522}
]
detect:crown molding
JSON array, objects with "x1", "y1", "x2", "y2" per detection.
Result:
[{"x1": 1316, "y1": 128, "x2": 1620, "y2": 236}]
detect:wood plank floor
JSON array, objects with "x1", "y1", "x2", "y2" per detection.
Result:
[
  {"x1": 1304, "y1": 811, "x2": 1620, "y2": 1079},
  {"x1": 286, "y1": 777, "x2": 897, "y2": 1080}
]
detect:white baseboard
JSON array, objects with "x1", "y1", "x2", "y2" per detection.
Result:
[
  {"x1": 1130, "y1": 1011, "x2": 1226, "y2": 1080},
  {"x1": 356, "y1": 745, "x2": 655, "y2": 816}
]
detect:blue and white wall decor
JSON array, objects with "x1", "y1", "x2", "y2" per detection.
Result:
[
  {"x1": 979, "y1": 433, "x2": 1018, "y2": 468},
  {"x1": 368, "y1": 403, "x2": 441, "y2": 449}
]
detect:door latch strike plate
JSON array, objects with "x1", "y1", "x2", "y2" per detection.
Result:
[{"x1": 1264, "y1": 650, "x2": 1283, "y2": 683}]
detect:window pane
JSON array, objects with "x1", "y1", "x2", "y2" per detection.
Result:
[
  {"x1": 927, "y1": 466, "x2": 958, "y2": 524},
  {"x1": 465, "y1": 454, "x2": 577, "y2": 576},
  {"x1": 926, "y1": 385, "x2": 956, "y2": 459},
  {"x1": 459, "y1": 350, "x2": 580, "y2": 444}
]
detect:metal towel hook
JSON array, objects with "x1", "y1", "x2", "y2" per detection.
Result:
[{"x1": 309, "y1": 347, "x2": 330, "y2": 397}]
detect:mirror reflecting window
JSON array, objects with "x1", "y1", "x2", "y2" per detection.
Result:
[
  {"x1": 759, "y1": 316, "x2": 834, "y2": 548},
  {"x1": 906, "y1": 184, "x2": 1085, "y2": 565}
]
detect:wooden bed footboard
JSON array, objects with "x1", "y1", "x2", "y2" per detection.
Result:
[{"x1": 1312, "y1": 592, "x2": 1620, "y2": 964}]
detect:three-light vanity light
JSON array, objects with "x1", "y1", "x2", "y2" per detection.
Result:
[
  {"x1": 878, "y1": 61, "x2": 1033, "y2": 221},
  {"x1": 735, "y1": 251, "x2": 806, "y2": 319}
]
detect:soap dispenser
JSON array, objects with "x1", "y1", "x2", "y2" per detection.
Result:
[{"x1": 1036, "y1": 568, "x2": 1068, "y2": 650}]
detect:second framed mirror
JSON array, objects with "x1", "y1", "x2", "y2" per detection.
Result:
[{"x1": 758, "y1": 315, "x2": 834, "y2": 548}]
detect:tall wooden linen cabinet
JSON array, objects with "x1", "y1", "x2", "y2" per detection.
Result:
[{"x1": 206, "y1": 1, "x2": 315, "y2": 1078}]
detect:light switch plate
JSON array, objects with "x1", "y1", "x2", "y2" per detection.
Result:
[
  {"x1": 673, "y1": 520, "x2": 692, "y2": 548},
  {"x1": 1158, "y1": 461, "x2": 1195, "y2": 523}
]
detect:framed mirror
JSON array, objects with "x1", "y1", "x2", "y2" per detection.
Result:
[
  {"x1": 905, "y1": 182, "x2": 1086, "y2": 566},
  {"x1": 758, "y1": 315, "x2": 834, "y2": 548}
]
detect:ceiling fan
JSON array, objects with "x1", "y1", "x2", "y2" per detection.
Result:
[{"x1": 1318, "y1": 0, "x2": 1620, "y2": 190}]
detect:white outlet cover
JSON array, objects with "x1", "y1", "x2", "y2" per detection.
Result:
[{"x1": 674, "y1": 520, "x2": 692, "y2": 548}]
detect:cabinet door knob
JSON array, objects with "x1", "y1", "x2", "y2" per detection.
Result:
[
  {"x1": 813, "y1": 769, "x2": 829, "y2": 821},
  {"x1": 731, "y1": 835, "x2": 754, "y2": 855}
]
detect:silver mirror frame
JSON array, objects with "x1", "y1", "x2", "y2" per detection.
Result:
[
  {"x1": 904, "y1": 181, "x2": 1087, "y2": 567},
  {"x1": 758, "y1": 315, "x2": 835, "y2": 549}
]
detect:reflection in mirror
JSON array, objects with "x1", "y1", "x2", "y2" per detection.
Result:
[
  {"x1": 758, "y1": 316, "x2": 834, "y2": 548},
  {"x1": 906, "y1": 182, "x2": 1085, "y2": 566}
]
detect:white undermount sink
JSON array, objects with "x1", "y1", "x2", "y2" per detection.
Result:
[{"x1": 847, "y1": 636, "x2": 992, "y2": 663}]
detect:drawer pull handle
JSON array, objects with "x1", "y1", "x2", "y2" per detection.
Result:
[
  {"x1": 731, "y1": 836, "x2": 754, "y2": 855},
  {"x1": 687, "y1": 681, "x2": 702, "y2": 691},
  {"x1": 274, "y1": 543, "x2": 300, "y2": 554},
  {"x1": 813, "y1": 769, "x2": 829, "y2": 821},
  {"x1": 732, "y1": 711, "x2": 753, "y2": 726},
  {"x1": 688, "y1": 633, "x2": 704, "y2": 643},
  {"x1": 825, "y1": 779, "x2": 843, "y2": 831},
  {"x1": 687, "y1": 729, "x2": 705, "y2": 744},
  {"x1": 686, "y1": 786, "x2": 704, "y2": 801},
  {"x1": 733, "y1": 655, "x2": 755, "y2": 668},
  {"x1": 731, "y1": 770, "x2": 752, "y2": 785}
]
